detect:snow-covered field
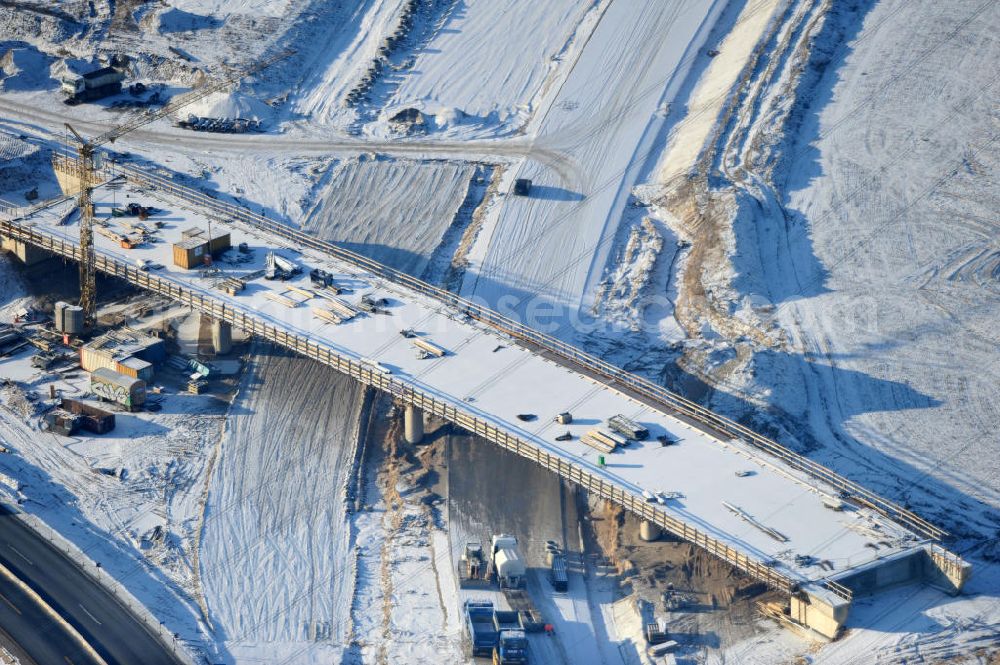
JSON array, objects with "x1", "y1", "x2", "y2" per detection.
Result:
[
  {"x1": 1, "y1": 0, "x2": 998, "y2": 663},
  {"x1": 200, "y1": 349, "x2": 363, "y2": 664}
]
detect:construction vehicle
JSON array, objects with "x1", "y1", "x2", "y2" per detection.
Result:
[
  {"x1": 61, "y1": 66, "x2": 125, "y2": 104},
  {"x1": 492, "y1": 612, "x2": 528, "y2": 664},
  {"x1": 309, "y1": 268, "x2": 340, "y2": 292},
  {"x1": 491, "y1": 534, "x2": 526, "y2": 589},
  {"x1": 463, "y1": 601, "x2": 529, "y2": 664},
  {"x1": 60, "y1": 49, "x2": 292, "y2": 325},
  {"x1": 464, "y1": 600, "x2": 500, "y2": 658},
  {"x1": 459, "y1": 541, "x2": 489, "y2": 588},
  {"x1": 608, "y1": 414, "x2": 649, "y2": 440},
  {"x1": 264, "y1": 251, "x2": 302, "y2": 281}
]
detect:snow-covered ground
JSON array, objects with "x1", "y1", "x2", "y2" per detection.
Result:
[
  {"x1": 659, "y1": 0, "x2": 1000, "y2": 661},
  {"x1": 199, "y1": 349, "x2": 363, "y2": 664},
  {"x1": 1, "y1": 0, "x2": 998, "y2": 662},
  {"x1": 0, "y1": 338, "x2": 226, "y2": 656},
  {"x1": 374, "y1": 0, "x2": 600, "y2": 138},
  {"x1": 462, "y1": 0, "x2": 725, "y2": 334}
]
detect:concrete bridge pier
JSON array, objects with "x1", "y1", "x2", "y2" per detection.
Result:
[
  {"x1": 404, "y1": 405, "x2": 424, "y2": 444},
  {"x1": 639, "y1": 519, "x2": 662, "y2": 541},
  {"x1": 211, "y1": 320, "x2": 232, "y2": 355},
  {"x1": 1, "y1": 235, "x2": 47, "y2": 265}
]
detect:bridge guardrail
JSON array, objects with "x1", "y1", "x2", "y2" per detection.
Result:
[
  {"x1": 0, "y1": 214, "x2": 802, "y2": 595},
  {"x1": 82, "y1": 158, "x2": 949, "y2": 543}
]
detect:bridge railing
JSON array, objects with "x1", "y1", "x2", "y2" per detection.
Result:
[
  {"x1": 0, "y1": 214, "x2": 802, "y2": 594},
  {"x1": 82, "y1": 159, "x2": 949, "y2": 543}
]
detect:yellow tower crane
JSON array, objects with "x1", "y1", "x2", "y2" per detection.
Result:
[{"x1": 62, "y1": 49, "x2": 292, "y2": 325}]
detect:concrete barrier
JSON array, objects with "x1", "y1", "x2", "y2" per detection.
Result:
[{"x1": 0, "y1": 560, "x2": 109, "y2": 665}]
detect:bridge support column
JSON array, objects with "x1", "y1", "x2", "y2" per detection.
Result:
[
  {"x1": 1, "y1": 236, "x2": 47, "y2": 265},
  {"x1": 639, "y1": 519, "x2": 662, "y2": 542},
  {"x1": 404, "y1": 405, "x2": 424, "y2": 444},
  {"x1": 211, "y1": 320, "x2": 232, "y2": 355}
]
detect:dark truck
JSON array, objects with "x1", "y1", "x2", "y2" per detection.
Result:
[
  {"x1": 465, "y1": 600, "x2": 499, "y2": 657},
  {"x1": 493, "y1": 611, "x2": 528, "y2": 664},
  {"x1": 61, "y1": 66, "x2": 125, "y2": 104}
]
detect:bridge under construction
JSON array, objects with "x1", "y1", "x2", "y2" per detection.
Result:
[{"x1": 0, "y1": 159, "x2": 970, "y2": 640}]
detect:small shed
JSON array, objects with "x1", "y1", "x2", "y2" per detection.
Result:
[
  {"x1": 118, "y1": 356, "x2": 153, "y2": 382},
  {"x1": 172, "y1": 237, "x2": 208, "y2": 269},
  {"x1": 514, "y1": 179, "x2": 532, "y2": 196}
]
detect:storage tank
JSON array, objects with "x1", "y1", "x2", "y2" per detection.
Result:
[
  {"x1": 54, "y1": 301, "x2": 84, "y2": 334},
  {"x1": 90, "y1": 368, "x2": 146, "y2": 410}
]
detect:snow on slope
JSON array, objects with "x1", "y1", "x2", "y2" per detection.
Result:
[
  {"x1": 381, "y1": 0, "x2": 598, "y2": 135},
  {"x1": 290, "y1": 0, "x2": 405, "y2": 126},
  {"x1": 463, "y1": 0, "x2": 725, "y2": 336},
  {"x1": 677, "y1": 0, "x2": 1000, "y2": 660},
  {"x1": 199, "y1": 350, "x2": 363, "y2": 664},
  {"x1": 713, "y1": 0, "x2": 1000, "y2": 541},
  {"x1": 304, "y1": 156, "x2": 475, "y2": 277}
]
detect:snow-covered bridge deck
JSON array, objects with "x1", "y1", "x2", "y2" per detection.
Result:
[{"x1": 1, "y1": 165, "x2": 961, "y2": 606}]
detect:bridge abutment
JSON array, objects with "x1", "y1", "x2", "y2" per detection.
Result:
[
  {"x1": 790, "y1": 585, "x2": 851, "y2": 640},
  {"x1": 404, "y1": 405, "x2": 424, "y2": 444}
]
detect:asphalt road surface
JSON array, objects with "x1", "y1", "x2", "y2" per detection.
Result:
[{"x1": 0, "y1": 505, "x2": 183, "y2": 665}]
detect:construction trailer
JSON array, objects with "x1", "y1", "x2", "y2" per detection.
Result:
[
  {"x1": 172, "y1": 238, "x2": 208, "y2": 269},
  {"x1": 172, "y1": 231, "x2": 231, "y2": 269},
  {"x1": 80, "y1": 329, "x2": 164, "y2": 381},
  {"x1": 90, "y1": 367, "x2": 146, "y2": 411}
]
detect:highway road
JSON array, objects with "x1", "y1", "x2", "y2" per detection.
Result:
[
  {"x1": 0, "y1": 505, "x2": 183, "y2": 665},
  {"x1": 0, "y1": 570, "x2": 99, "y2": 665}
]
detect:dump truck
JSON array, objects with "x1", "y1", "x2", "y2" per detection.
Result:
[
  {"x1": 464, "y1": 600, "x2": 500, "y2": 657},
  {"x1": 492, "y1": 618, "x2": 528, "y2": 665},
  {"x1": 61, "y1": 66, "x2": 125, "y2": 104}
]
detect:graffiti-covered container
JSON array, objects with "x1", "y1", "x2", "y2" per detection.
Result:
[{"x1": 90, "y1": 367, "x2": 146, "y2": 411}]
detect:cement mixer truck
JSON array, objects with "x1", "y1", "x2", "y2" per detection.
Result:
[{"x1": 491, "y1": 534, "x2": 526, "y2": 589}]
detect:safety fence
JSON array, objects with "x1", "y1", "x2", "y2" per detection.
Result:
[{"x1": 87, "y1": 158, "x2": 950, "y2": 543}]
